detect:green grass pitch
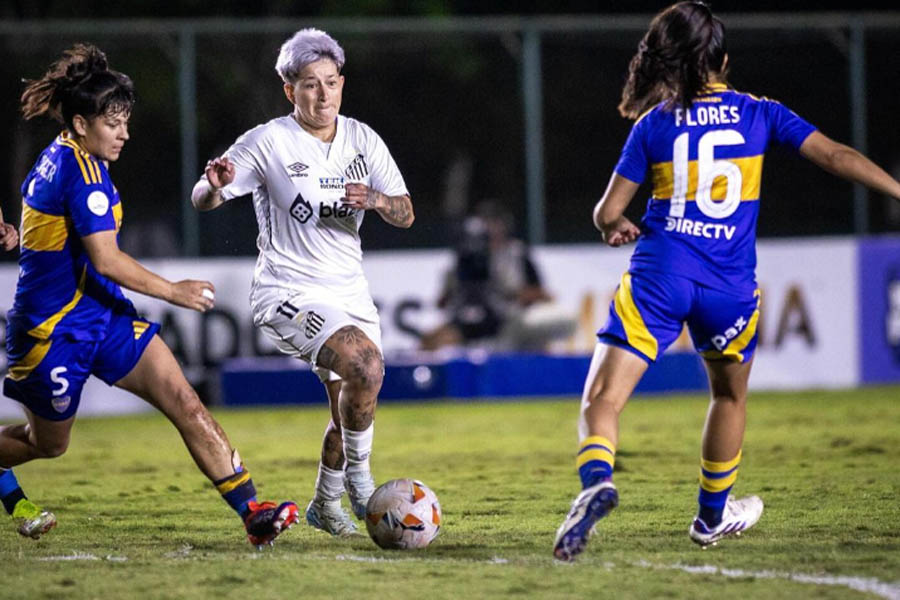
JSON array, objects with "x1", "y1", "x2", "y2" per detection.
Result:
[{"x1": 2, "y1": 386, "x2": 899, "y2": 599}]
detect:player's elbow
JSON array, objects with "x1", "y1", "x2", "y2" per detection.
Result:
[
  {"x1": 191, "y1": 180, "x2": 218, "y2": 212},
  {"x1": 401, "y1": 208, "x2": 415, "y2": 228},
  {"x1": 593, "y1": 202, "x2": 618, "y2": 232},
  {"x1": 90, "y1": 249, "x2": 123, "y2": 280}
]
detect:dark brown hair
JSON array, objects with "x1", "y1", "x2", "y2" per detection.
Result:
[
  {"x1": 21, "y1": 43, "x2": 135, "y2": 130},
  {"x1": 618, "y1": 1, "x2": 727, "y2": 120}
]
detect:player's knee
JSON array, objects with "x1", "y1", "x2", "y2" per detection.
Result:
[
  {"x1": 712, "y1": 391, "x2": 746, "y2": 405},
  {"x1": 346, "y1": 347, "x2": 384, "y2": 391},
  {"x1": 35, "y1": 436, "x2": 69, "y2": 458}
]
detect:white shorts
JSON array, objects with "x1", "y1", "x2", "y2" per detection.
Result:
[{"x1": 254, "y1": 292, "x2": 383, "y2": 383}]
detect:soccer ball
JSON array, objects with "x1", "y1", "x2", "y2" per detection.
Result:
[{"x1": 364, "y1": 478, "x2": 442, "y2": 549}]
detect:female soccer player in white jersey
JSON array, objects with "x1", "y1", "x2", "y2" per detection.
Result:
[
  {"x1": 1, "y1": 44, "x2": 299, "y2": 547},
  {"x1": 553, "y1": 1, "x2": 900, "y2": 561},
  {"x1": 193, "y1": 29, "x2": 414, "y2": 537}
]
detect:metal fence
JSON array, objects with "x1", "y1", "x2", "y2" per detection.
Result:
[{"x1": 1, "y1": 13, "x2": 899, "y2": 259}]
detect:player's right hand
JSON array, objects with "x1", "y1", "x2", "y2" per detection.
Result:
[
  {"x1": 169, "y1": 280, "x2": 216, "y2": 312},
  {"x1": 0, "y1": 222, "x2": 18, "y2": 251},
  {"x1": 601, "y1": 217, "x2": 641, "y2": 247},
  {"x1": 205, "y1": 156, "x2": 235, "y2": 190}
]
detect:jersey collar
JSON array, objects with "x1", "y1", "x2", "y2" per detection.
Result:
[
  {"x1": 702, "y1": 83, "x2": 729, "y2": 94},
  {"x1": 56, "y1": 131, "x2": 91, "y2": 156}
]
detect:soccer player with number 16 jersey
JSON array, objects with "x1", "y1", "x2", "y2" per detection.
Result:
[{"x1": 553, "y1": 1, "x2": 900, "y2": 561}]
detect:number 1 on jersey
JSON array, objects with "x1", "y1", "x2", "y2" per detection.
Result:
[{"x1": 669, "y1": 129, "x2": 745, "y2": 220}]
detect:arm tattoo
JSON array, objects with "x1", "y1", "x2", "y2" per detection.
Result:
[{"x1": 376, "y1": 194, "x2": 414, "y2": 228}]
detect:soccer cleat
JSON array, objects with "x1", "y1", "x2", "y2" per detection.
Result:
[
  {"x1": 344, "y1": 471, "x2": 376, "y2": 520},
  {"x1": 553, "y1": 481, "x2": 619, "y2": 561},
  {"x1": 12, "y1": 499, "x2": 57, "y2": 540},
  {"x1": 244, "y1": 500, "x2": 299, "y2": 548},
  {"x1": 689, "y1": 494, "x2": 764, "y2": 548},
  {"x1": 305, "y1": 499, "x2": 358, "y2": 537}
]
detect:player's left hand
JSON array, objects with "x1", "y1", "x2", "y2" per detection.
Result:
[
  {"x1": 0, "y1": 222, "x2": 19, "y2": 251},
  {"x1": 342, "y1": 182, "x2": 380, "y2": 211},
  {"x1": 601, "y1": 216, "x2": 640, "y2": 247}
]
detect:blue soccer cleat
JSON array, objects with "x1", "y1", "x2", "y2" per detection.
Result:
[{"x1": 553, "y1": 481, "x2": 619, "y2": 561}]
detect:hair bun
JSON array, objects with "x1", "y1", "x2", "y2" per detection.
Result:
[{"x1": 62, "y1": 44, "x2": 109, "y2": 87}]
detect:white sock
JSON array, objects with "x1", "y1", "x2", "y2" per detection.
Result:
[
  {"x1": 343, "y1": 423, "x2": 374, "y2": 476},
  {"x1": 314, "y1": 463, "x2": 345, "y2": 504}
]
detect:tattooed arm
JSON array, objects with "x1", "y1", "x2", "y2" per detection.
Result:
[{"x1": 342, "y1": 183, "x2": 414, "y2": 228}]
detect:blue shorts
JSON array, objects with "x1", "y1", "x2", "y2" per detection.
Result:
[
  {"x1": 3, "y1": 312, "x2": 160, "y2": 421},
  {"x1": 598, "y1": 270, "x2": 760, "y2": 364}
]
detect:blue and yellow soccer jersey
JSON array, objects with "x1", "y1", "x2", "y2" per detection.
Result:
[
  {"x1": 8, "y1": 132, "x2": 133, "y2": 342},
  {"x1": 614, "y1": 83, "x2": 816, "y2": 294}
]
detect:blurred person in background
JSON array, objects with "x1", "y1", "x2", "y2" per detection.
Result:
[
  {"x1": 193, "y1": 28, "x2": 413, "y2": 538},
  {"x1": 420, "y1": 200, "x2": 574, "y2": 352},
  {"x1": 553, "y1": 1, "x2": 900, "y2": 561},
  {"x1": 0, "y1": 44, "x2": 299, "y2": 547}
]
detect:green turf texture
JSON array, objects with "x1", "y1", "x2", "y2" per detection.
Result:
[{"x1": 2, "y1": 386, "x2": 898, "y2": 599}]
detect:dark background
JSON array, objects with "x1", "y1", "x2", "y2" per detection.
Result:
[{"x1": 1, "y1": 2, "x2": 898, "y2": 260}]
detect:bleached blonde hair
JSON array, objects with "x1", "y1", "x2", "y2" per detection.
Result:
[{"x1": 275, "y1": 28, "x2": 345, "y2": 84}]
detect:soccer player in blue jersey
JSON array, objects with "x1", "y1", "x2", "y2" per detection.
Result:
[
  {"x1": 553, "y1": 2, "x2": 900, "y2": 561},
  {"x1": 0, "y1": 44, "x2": 300, "y2": 546}
]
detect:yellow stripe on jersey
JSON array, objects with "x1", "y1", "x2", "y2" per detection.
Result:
[
  {"x1": 27, "y1": 266, "x2": 87, "y2": 340},
  {"x1": 7, "y1": 338, "x2": 53, "y2": 382},
  {"x1": 112, "y1": 201, "x2": 123, "y2": 231},
  {"x1": 651, "y1": 154, "x2": 763, "y2": 202},
  {"x1": 21, "y1": 203, "x2": 69, "y2": 252},
  {"x1": 614, "y1": 273, "x2": 658, "y2": 360},
  {"x1": 58, "y1": 140, "x2": 99, "y2": 185}
]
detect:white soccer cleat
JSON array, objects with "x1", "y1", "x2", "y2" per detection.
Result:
[
  {"x1": 305, "y1": 499, "x2": 358, "y2": 537},
  {"x1": 553, "y1": 481, "x2": 619, "y2": 561},
  {"x1": 344, "y1": 471, "x2": 376, "y2": 520},
  {"x1": 689, "y1": 494, "x2": 764, "y2": 548}
]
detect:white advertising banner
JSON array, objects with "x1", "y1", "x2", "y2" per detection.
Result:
[{"x1": 0, "y1": 237, "x2": 857, "y2": 418}]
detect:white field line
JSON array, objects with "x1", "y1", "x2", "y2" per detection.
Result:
[
  {"x1": 335, "y1": 554, "x2": 900, "y2": 598},
  {"x1": 33, "y1": 549, "x2": 900, "y2": 599},
  {"x1": 634, "y1": 560, "x2": 900, "y2": 600},
  {"x1": 37, "y1": 552, "x2": 127, "y2": 562}
]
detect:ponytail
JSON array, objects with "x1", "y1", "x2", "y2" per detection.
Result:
[
  {"x1": 618, "y1": 1, "x2": 727, "y2": 120},
  {"x1": 21, "y1": 43, "x2": 134, "y2": 129}
]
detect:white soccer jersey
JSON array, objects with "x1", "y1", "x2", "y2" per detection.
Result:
[{"x1": 217, "y1": 114, "x2": 409, "y2": 315}]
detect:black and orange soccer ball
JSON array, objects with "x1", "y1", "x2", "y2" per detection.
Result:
[{"x1": 364, "y1": 478, "x2": 442, "y2": 549}]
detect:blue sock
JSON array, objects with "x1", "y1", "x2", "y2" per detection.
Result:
[
  {"x1": 0, "y1": 469, "x2": 26, "y2": 515},
  {"x1": 213, "y1": 465, "x2": 258, "y2": 519},
  {"x1": 697, "y1": 450, "x2": 741, "y2": 527},
  {"x1": 576, "y1": 436, "x2": 615, "y2": 489}
]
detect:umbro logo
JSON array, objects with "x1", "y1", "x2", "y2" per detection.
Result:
[{"x1": 287, "y1": 162, "x2": 309, "y2": 178}]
